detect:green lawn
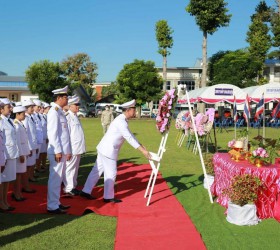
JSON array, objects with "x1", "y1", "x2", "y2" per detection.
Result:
[{"x1": 1, "y1": 118, "x2": 280, "y2": 249}]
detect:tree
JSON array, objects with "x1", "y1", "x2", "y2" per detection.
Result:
[
  {"x1": 211, "y1": 49, "x2": 262, "y2": 88},
  {"x1": 269, "y1": 0, "x2": 280, "y2": 58},
  {"x1": 25, "y1": 60, "x2": 66, "y2": 103},
  {"x1": 116, "y1": 59, "x2": 163, "y2": 117},
  {"x1": 186, "y1": 0, "x2": 231, "y2": 87},
  {"x1": 101, "y1": 82, "x2": 119, "y2": 99},
  {"x1": 61, "y1": 53, "x2": 98, "y2": 98},
  {"x1": 246, "y1": 2, "x2": 271, "y2": 81},
  {"x1": 155, "y1": 20, "x2": 173, "y2": 91},
  {"x1": 208, "y1": 50, "x2": 230, "y2": 84}
]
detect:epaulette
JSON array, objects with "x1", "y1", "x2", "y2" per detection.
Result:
[
  {"x1": 65, "y1": 112, "x2": 69, "y2": 116},
  {"x1": 55, "y1": 107, "x2": 59, "y2": 111},
  {"x1": 0, "y1": 117, "x2": 2, "y2": 120},
  {"x1": 14, "y1": 120, "x2": 18, "y2": 124}
]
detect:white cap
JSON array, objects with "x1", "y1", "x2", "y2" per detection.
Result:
[
  {"x1": 121, "y1": 99, "x2": 136, "y2": 109},
  {"x1": 22, "y1": 100, "x2": 35, "y2": 107},
  {"x1": 68, "y1": 95, "x2": 80, "y2": 105},
  {"x1": 15, "y1": 101, "x2": 22, "y2": 106},
  {"x1": 42, "y1": 102, "x2": 51, "y2": 108},
  {"x1": 13, "y1": 106, "x2": 26, "y2": 113},
  {"x1": 0, "y1": 98, "x2": 11, "y2": 105},
  {"x1": 52, "y1": 86, "x2": 68, "y2": 95},
  {"x1": 33, "y1": 99, "x2": 42, "y2": 106}
]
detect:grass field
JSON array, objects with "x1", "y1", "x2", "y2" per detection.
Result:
[{"x1": 1, "y1": 118, "x2": 280, "y2": 249}]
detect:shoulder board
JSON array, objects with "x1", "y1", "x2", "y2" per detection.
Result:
[
  {"x1": 65, "y1": 112, "x2": 69, "y2": 116},
  {"x1": 55, "y1": 107, "x2": 59, "y2": 111},
  {"x1": 0, "y1": 117, "x2": 2, "y2": 120},
  {"x1": 14, "y1": 120, "x2": 18, "y2": 124}
]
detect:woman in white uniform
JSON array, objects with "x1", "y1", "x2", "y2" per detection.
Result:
[
  {"x1": 12, "y1": 106, "x2": 30, "y2": 201},
  {"x1": 0, "y1": 98, "x2": 19, "y2": 211}
]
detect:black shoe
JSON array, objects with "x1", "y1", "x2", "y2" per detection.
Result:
[
  {"x1": 47, "y1": 208, "x2": 67, "y2": 214},
  {"x1": 11, "y1": 193, "x2": 26, "y2": 202},
  {"x1": 22, "y1": 188, "x2": 36, "y2": 193},
  {"x1": 59, "y1": 204, "x2": 71, "y2": 210},
  {"x1": 64, "y1": 191, "x2": 75, "y2": 196},
  {"x1": 71, "y1": 188, "x2": 81, "y2": 195},
  {"x1": 80, "y1": 191, "x2": 96, "y2": 200},
  {"x1": 7, "y1": 206, "x2": 16, "y2": 211},
  {"x1": 103, "y1": 198, "x2": 122, "y2": 203},
  {"x1": 29, "y1": 178, "x2": 38, "y2": 182}
]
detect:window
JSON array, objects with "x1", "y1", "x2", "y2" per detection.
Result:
[
  {"x1": 166, "y1": 81, "x2": 171, "y2": 90},
  {"x1": 178, "y1": 81, "x2": 195, "y2": 91},
  {"x1": 274, "y1": 67, "x2": 280, "y2": 77},
  {"x1": 9, "y1": 93, "x2": 18, "y2": 101}
]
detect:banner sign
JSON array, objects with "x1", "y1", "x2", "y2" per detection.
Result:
[
  {"x1": 214, "y1": 88, "x2": 233, "y2": 96},
  {"x1": 266, "y1": 87, "x2": 280, "y2": 95}
]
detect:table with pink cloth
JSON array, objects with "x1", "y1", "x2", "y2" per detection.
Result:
[{"x1": 211, "y1": 152, "x2": 280, "y2": 219}]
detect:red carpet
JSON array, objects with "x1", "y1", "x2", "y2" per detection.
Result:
[
  {"x1": 7, "y1": 163, "x2": 205, "y2": 249},
  {"x1": 114, "y1": 163, "x2": 206, "y2": 250},
  {"x1": 7, "y1": 185, "x2": 118, "y2": 216}
]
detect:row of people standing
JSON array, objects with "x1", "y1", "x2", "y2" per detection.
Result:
[
  {"x1": 0, "y1": 98, "x2": 51, "y2": 211},
  {"x1": 0, "y1": 87, "x2": 86, "y2": 213}
]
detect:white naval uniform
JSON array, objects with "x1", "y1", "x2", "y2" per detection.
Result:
[
  {"x1": 33, "y1": 112, "x2": 43, "y2": 159},
  {"x1": 63, "y1": 110, "x2": 86, "y2": 192},
  {"x1": 83, "y1": 113, "x2": 140, "y2": 199},
  {"x1": 40, "y1": 113, "x2": 48, "y2": 153},
  {"x1": 14, "y1": 119, "x2": 30, "y2": 173},
  {"x1": 0, "y1": 114, "x2": 19, "y2": 182},
  {"x1": 0, "y1": 118, "x2": 7, "y2": 184},
  {"x1": 23, "y1": 114, "x2": 38, "y2": 166},
  {"x1": 47, "y1": 103, "x2": 71, "y2": 210}
]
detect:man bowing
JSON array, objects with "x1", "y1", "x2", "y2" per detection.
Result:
[{"x1": 80, "y1": 99, "x2": 151, "y2": 203}]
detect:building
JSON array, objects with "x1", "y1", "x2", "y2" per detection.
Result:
[
  {"x1": 0, "y1": 74, "x2": 38, "y2": 101},
  {"x1": 92, "y1": 81, "x2": 112, "y2": 101},
  {"x1": 264, "y1": 59, "x2": 280, "y2": 83}
]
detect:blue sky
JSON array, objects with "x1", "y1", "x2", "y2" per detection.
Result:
[{"x1": 0, "y1": 0, "x2": 276, "y2": 82}]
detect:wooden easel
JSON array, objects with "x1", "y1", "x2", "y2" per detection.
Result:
[{"x1": 144, "y1": 132, "x2": 169, "y2": 206}]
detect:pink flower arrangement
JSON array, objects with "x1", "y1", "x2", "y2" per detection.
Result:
[
  {"x1": 228, "y1": 139, "x2": 236, "y2": 148},
  {"x1": 252, "y1": 147, "x2": 269, "y2": 159},
  {"x1": 156, "y1": 89, "x2": 177, "y2": 134}
]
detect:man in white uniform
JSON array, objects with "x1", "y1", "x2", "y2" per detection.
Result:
[
  {"x1": 80, "y1": 99, "x2": 151, "y2": 203},
  {"x1": 63, "y1": 95, "x2": 86, "y2": 196},
  {"x1": 47, "y1": 86, "x2": 72, "y2": 214}
]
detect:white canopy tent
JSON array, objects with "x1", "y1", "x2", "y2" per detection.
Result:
[
  {"x1": 243, "y1": 82, "x2": 280, "y2": 103},
  {"x1": 178, "y1": 84, "x2": 246, "y2": 104}
]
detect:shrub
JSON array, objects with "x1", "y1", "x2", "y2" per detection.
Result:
[
  {"x1": 223, "y1": 174, "x2": 264, "y2": 206},
  {"x1": 204, "y1": 154, "x2": 215, "y2": 176}
]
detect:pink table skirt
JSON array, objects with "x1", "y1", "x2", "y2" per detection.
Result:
[{"x1": 211, "y1": 153, "x2": 280, "y2": 219}]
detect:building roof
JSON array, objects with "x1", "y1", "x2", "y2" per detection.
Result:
[{"x1": 0, "y1": 76, "x2": 29, "y2": 91}]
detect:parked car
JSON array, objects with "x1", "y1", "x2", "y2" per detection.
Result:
[
  {"x1": 77, "y1": 107, "x2": 88, "y2": 118},
  {"x1": 141, "y1": 108, "x2": 151, "y2": 117}
]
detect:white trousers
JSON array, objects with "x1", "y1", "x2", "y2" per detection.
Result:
[
  {"x1": 63, "y1": 154, "x2": 81, "y2": 192},
  {"x1": 47, "y1": 154, "x2": 66, "y2": 210},
  {"x1": 83, "y1": 152, "x2": 117, "y2": 199}
]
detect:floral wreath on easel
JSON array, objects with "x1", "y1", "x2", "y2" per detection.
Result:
[{"x1": 156, "y1": 88, "x2": 177, "y2": 134}]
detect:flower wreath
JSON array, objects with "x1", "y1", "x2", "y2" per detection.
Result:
[{"x1": 156, "y1": 89, "x2": 177, "y2": 134}]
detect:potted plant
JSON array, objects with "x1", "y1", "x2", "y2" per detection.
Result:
[
  {"x1": 203, "y1": 154, "x2": 215, "y2": 189},
  {"x1": 223, "y1": 174, "x2": 264, "y2": 226}
]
